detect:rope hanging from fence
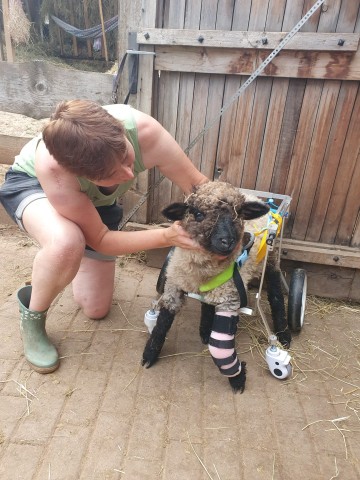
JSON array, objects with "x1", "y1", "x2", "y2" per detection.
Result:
[{"x1": 50, "y1": 14, "x2": 118, "y2": 39}]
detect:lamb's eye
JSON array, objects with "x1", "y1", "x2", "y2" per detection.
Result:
[{"x1": 194, "y1": 211, "x2": 205, "y2": 222}]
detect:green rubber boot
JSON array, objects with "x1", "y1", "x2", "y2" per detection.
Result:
[{"x1": 17, "y1": 285, "x2": 59, "y2": 373}]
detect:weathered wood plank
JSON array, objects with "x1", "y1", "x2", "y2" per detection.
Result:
[
  {"x1": 118, "y1": 0, "x2": 142, "y2": 101},
  {"x1": 320, "y1": 89, "x2": 360, "y2": 244},
  {"x1": 122, "y1": 0, "x2": 157, "y2": 224},
  {"x1": 138, "y1": 28, "x2": 360, "y2": 51},
  {"x1": 255, "y1": 78, "x2": 288, "y2": 191},
  {"x1": 2, "y1": 0, "x2": 14, "y2": 62},
  {"x1": 215, "y1": 0, "x2": 252, "y2": 182},
  {"x1": 0, "y1": 61, "x2": 114, "y2": 119},
  {"x1": 256, "y1": 2, "x2": 302, "y2": 192},
  {"x1": 216, "y1": 76, "x2": 243, "y2": 180},
  {"x1": 291, "y1": 81, "x2": 341, "y2": 240},
  {"x1": 280, "y1": 238, "x2": 360, "y2": 269},
  {"x1": 281, "y1": 260, "x2": 358, "y2": 301},
  {"x1": 151, "y1": 0, "x2": 187, "y2": 221},
  {"x1": 336, "y1": 150, "x2": 360, "y2": 247},
  {"x1": 241, "y1": 77, "x2": 273, "y2": 189},
  {"x1": 196, "y1": 0, "x2": 233, "y2": 182},
  {"x1": 271, "y1": 78, "x2": 307, "y2": 198},
  {"x1": 305, "y1": 82, "x2": 359, "y2": 242},
  {"x1": 0, "y1": 135, "x2": 32, "y2": 165},
  {"x1": 241, "y1": 2, "x2": 287, "y2": 190},
  {"x1": 349, "y1": 269, "x2": 360, "y2": 302},
  {"x1": 281, "y1": 80, "x2": 323, "y2": 234},
  {"x1": 153, "y1": 47, "x2": 360, "y2": 81},
  {"x1": 224, "y1": 81, "x2": 256, "y2": 185}
]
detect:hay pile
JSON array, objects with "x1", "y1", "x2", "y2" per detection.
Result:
[{"x1": 9, "y1": 0, "x2": 31, "y2": 45}]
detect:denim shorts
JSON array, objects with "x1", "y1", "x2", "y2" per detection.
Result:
[{"x1": 0, "y1": 168, "x2": 123, "y2": 261}]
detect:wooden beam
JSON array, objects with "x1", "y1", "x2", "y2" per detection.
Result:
[
  {"x1": 0, "y1": 61, "x2": 114, "y2": 119},
  {"x1": 2, "y1": 0, "x2": 15, "y2": 62},
  {"x1": 83, "y1": 0, "x2": 93, "y2": 58},
  {"x1": 153, "y1": 46, "x2": 360, "y2": 81},
  {"x1": 280, "y1": 238, "x2": 360, "y2": 269},
  {"x1": 138, "y1": 29, "x2": 360, "y2": 52},
  {"x1": 0, "y1": 134, "x2": 32, "y2": 165},
  {"x1": 98, "y1": 0, "x2": 108, "y2": 62},
  {"x1": 120, "y1": 0, "x2": 157, "y2": 225},
  {"x1": 281, "y1": 260, "x2": 360, "y2": 302}
]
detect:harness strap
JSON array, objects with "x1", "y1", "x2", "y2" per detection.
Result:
[{"x1": 233, "y1": 266, "x2": 248, "y2": 308}]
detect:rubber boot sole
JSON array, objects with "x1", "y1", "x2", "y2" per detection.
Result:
[{"x1": 26, "y1": 359, "x2": 60, "y2": 374}]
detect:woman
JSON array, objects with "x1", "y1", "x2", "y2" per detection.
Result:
[{"x1": 0, "y1": 99, "x2": 208, "y2": 373}]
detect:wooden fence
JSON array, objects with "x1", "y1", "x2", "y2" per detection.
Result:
[{"x1": 125, "y1": 0, "x2": 360, "y2": 300}]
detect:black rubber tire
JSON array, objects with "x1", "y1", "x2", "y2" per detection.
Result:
[
  {"x1": 288, "y1": 268, "x2": 307, "y2": 332},
  {"x1": 156, "y1": 247, "x2": 175, "y2": 294}
]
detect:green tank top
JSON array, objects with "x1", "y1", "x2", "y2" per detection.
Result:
[{"x1": 12, "y1": 104, "x2": 146, "y2": 207}]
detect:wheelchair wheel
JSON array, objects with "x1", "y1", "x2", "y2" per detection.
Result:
[
  {"x1": 288, "y1": 268, "x2": 307, "y2": 332},
  {"x1": 156, "y1": 247, "x2": 175, "y2": 294}
]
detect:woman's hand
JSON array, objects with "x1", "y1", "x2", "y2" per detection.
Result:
[{"x1": 163, "y1": 221, "x2": 202, "y2": 250}]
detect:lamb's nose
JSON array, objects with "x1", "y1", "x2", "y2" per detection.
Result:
[{"x1": 220, "y1": 238, "x2": 234, "y2": 248}]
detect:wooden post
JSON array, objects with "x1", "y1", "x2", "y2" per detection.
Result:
[
  {"x1": 70, "y1": 9, "x2": 78, "y2": 56},
  {"x1": 98, "y1": 0, "x2": 108, "y2": 61},
  {"x1": 0, "y1": 26, "x2": 4, "y2": 60},
  {"x1": 2, "y1": 0, "x2": 15, "y2": 62},
  {"x1": 83, "y1": 0, "x2": 93, "y2": 58}
]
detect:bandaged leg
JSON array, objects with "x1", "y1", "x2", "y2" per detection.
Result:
[{"x1": 208, "y1": 311, "x2": 242, "y2": 377}]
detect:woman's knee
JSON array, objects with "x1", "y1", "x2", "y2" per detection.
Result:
[
  {"x1": 72, "y1": 258, "x2": 115, "y2": 319},
  {"x1": 44, "y1": 227, "x2": 86, "y2": 266},
  {"x1": 76, "y1": 294, "x2": 112, "y2": 320}
]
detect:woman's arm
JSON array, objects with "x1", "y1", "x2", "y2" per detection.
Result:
[
  {"x1": 132, "y1": 109, "x2": 208, "y2": 193},
  {"x1": 35, "y1": 142, "x2": 199, "y2": 255}
]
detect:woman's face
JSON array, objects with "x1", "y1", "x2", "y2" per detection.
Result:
[{"x1": 94, "y1": 139, "x2": 135, "y2": 186}]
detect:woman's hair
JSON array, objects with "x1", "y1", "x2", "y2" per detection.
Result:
[{"x1": 42, "y1": 100, "x2": 128, "y2": 180}]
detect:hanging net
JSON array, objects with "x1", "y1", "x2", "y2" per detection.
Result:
[{"x1": 50, "y1": 14, "x2": 118, "y2": 39}]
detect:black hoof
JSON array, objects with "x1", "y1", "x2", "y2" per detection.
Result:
[
  {"x1": 142, "y1": 340, "x2": 163, "y2": 368},
  {"x1": 228, "y1": 361, "x2": 247, "y2": 393},
  {"x1": 200, "y1": 332, "x2": 210, "y2": 345},
  {"x1": 141, "y1": 350, "x2": 158, "y2": 369},
  {"x1": 277, "y1": 329, "x2": 292, "y2": 348}
]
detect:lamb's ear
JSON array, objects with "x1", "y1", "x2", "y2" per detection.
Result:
[
  {"x1": 162, "y1": 203, "x2": 189, "y2": 221},
  {"x1": 238, "y1": 200, "x2": 270, "y2": 220}
]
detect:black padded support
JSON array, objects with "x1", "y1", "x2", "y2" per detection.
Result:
[
  {"x1": 208, "y1": 337, "x2": 235, "y2": 349},
  {"x1": 212, "y1": 314, "x2": 239, "y2": 335},
  {"x1": 211, "y1": 351, "x2": 237, "y2": 367},
  {"x1": 221, "y1": 358, "x2": 241, "y2": 376}
]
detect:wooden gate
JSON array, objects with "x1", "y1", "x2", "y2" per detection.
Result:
[{"x1": 128, "y1": 0, "x2": 360, "y2": 300}]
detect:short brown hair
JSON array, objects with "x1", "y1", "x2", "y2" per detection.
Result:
[{"x1": 42, "y1": 100, "x2": 127, "y2": 180}]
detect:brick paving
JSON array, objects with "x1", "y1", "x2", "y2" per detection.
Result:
[{"x1": 1, "y1": 244, "x2": 360, "y2": 479}]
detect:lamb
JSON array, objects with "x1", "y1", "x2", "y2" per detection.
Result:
[{"x1": 141, "y1": 181, "x2": 291, "y2": 393}]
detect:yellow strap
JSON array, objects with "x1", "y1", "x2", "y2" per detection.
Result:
[{"x1": 255, "y1": 212, "x2": 283, "y2": 263}]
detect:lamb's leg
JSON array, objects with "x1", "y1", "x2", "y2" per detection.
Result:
[
  {"x1": 265, "y1": 264, "x2": 291, "y2": 347},
  {"x1": 142, "y1": 307, "x2": 175, "y2": 368},
  {"x1": 208, "y1": 313, "x2": 247, "y2": 393},
  {"x1": 199, "y1": 302, "x2": 215, "y2": 344}
]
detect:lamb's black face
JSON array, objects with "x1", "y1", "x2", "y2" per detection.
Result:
[
  {"x1": 161, "y1": 181, "x2": 270, "y2": 257},
  {"x1": 185, "y1": 205, "x2": 243, "y2": 256}
]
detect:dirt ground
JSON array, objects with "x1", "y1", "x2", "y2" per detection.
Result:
[{"x1": 1, "y1": 113, "x2": 360, "y2": 479}]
